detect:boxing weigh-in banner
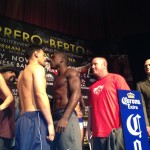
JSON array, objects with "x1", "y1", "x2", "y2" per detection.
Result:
[
  {"x1": 0, "y1": 15, "x2": 94, "y2": 100},
  {"x1": 0, "y1": 15, "x2": 95, "y2": 146},
  {"x1": 118, "y1": 90, "x2": 150, "y2": 150}
]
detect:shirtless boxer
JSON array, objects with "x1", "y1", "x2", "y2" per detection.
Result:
[
  {"x1": 15, "y1": 45, "x2": 54, "y2": 150},
  {"x1": 50, "y1": 51, "x2": 82, "y2": 150}
]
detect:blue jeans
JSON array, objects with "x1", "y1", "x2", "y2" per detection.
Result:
[
  {"x1": 93, "y1": 137, "x2": 107, "y2": 150},
  {"x1": 0, "y1": 137, "x2": 12, "y2": 150}
]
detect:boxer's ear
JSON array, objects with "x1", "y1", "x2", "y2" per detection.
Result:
[{"x1": 34, "y1": 51, "x2": 39, "y2": 58}]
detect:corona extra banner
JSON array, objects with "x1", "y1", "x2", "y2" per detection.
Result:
[{"x1": 118, "y1": 90, "x2": 150, "y2": 150}]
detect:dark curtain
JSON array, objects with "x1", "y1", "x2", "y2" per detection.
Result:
[{"x1": 0, "y1": 0, "x2": 150, "y2": 41}]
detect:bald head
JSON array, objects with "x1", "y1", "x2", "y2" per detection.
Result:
[
  {"x1": 92, "y1": 57, "x2": 108, "y2": 67},
  {"x1": 91, "y1": 57, "x2": 108, "y2": 78}
]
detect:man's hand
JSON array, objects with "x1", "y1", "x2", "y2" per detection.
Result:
[
  {"x1": 56, "y1": 117, "x2": 68, "y2": 133},
  {"x1": 47, "y1": 124, "x2": 55, "y2": 141}
]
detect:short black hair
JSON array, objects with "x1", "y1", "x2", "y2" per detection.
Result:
[
  {"x1": 54, "y1": 51, "x2": 69, "y2": 66},
  {"x1": 25, "y1": 44, "x2": 44, "y2": 59}
]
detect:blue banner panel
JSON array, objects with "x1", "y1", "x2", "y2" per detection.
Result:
[{"x1": 118, "y1": 90, "x2": 150, "y2": 150}]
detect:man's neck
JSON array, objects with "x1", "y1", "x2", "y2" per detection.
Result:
[
  {"x1": 58, "y1": 66, "x2": 68, "y2": 75},
  {"x1": 28, "y1": 58, "x2": 39, "y2": 65}
]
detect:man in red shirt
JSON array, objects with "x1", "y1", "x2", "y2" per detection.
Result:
[{"x1": 86, "y1": 57, "x2": 130, "y2": 150}]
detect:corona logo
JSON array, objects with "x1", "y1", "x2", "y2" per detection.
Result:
[
  {"x1": 126, "y1": 114, "x2": 142, "y2": 138},
  {"x1": 127, "y1": 92, "x2": 135, "y2": 99}
]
